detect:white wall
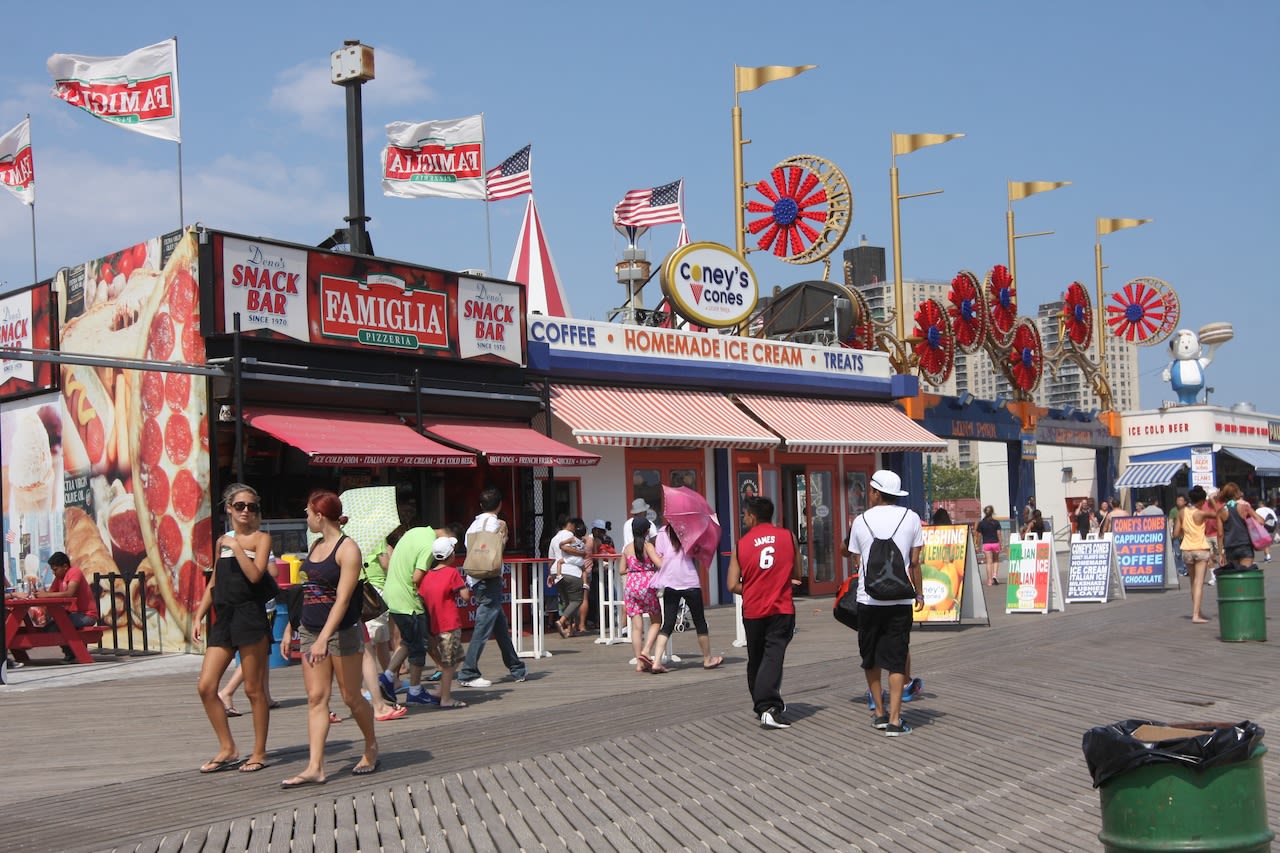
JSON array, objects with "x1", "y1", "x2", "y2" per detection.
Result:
[{"x1": 976, "y1": 441, "x2": 1099, "y2": 533}]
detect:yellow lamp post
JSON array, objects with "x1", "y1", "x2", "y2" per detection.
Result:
[
  {"x1": 890, "y1": 133, "x2": 963, "y2": 343},
  {"x1": 1006, "y1": 181, "x2": 1071, "y2": 288},
  {"x1": 732, "y1": 65, "x2": 816, "y2": 257}
]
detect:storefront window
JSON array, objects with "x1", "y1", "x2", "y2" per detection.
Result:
[
  {"x1": 632, "y1": 468, "x2": 663, "y2": 516},
  {"x1": 669, "y1": 468, "x2": 698, "y2": 491},
  {"x1": 809, "y1": 470, "x2": 834, "y2": 584}
]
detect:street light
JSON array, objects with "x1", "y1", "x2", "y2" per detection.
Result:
[
  {"x1": 890, "y1": 132, "x2": 963, "y2": 343},
  {"x1": 329, "y1": 41, "x2": 376, "y2": 255},
  {"x1": 1007, "y1": 181, "x2": 1070, "y2": 288},
  {"x1": 1205, "y1": 386, "x2": 1215, "y2": 405}
]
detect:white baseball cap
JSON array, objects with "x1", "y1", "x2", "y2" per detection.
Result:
[
  {"x1": 432, "y1": 537, "x2": 457, "y2": 561},
  {"x1": 870, "y1": 470, "x2": 909, "y2": 497},
  {"x1": 630, "y1": 498, "x2": 650, "y2": 514},
  {"x1": 591, "y1": 519, "x2": 608, "y2": 531}
]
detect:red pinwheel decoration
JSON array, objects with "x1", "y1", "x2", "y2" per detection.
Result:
[
  {"x1": 947, "y1": 270, "x2": 987, "y2": 353},
  {"x1": 1006, "y1": 318, "x2": 1043, "y2": 393},
  {"x1": 1104, "y1": 276, "x2": 1180, "y2": 347},
  {"x1": 1061, "y1": 282, "x2": 1093, "y2": 348},
  {"x1": 985, "y1": 264, "x2": 1017, "y2": 347},
  {"x1": 912, "y1": 298, "x2": 955, "y2": 385},
  {"x1": 746, "y1": 164, "x2": 829, "y2": 259}
]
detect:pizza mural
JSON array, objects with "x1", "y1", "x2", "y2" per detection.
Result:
[{"x1": 51, "y1": 229, "x2": 210, "y2": 651}]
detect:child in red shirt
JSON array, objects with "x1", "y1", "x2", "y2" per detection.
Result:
[{"x1": 416, "y1": 538, "x2": 471, "y2": 708}]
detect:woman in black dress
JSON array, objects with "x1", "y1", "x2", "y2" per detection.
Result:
[{"x1": 194, "y1": 483, "x2": 274, "y2": 773}]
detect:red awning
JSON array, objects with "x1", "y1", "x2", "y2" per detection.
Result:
[
  {"x1": 243, "y1": 407, "x2": 476, "y2": 467},
  {"x1": 419, "y1": 419, "x2": 600, "y2": 467},
  {"x1": 733, "y1": 395, "x2": 946, "y2": 454},
  {"x1": 549, "y1": 385, "x2": 780, "y2": 450}
]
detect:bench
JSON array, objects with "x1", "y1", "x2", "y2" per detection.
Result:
[{"x1": 10, "y1": 625, "x2": 108, "y2": 660}]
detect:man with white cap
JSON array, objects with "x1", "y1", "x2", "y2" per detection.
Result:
[
  {"x1": 620, "y1": 498, "x2": 657, "y2": 552},
  {"x1": 846, "y1": 469, "x2": 925, "y2": 737}
]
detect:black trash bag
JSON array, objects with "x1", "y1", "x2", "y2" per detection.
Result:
[
  {"x1": 1082, "y1": 719, "x2": 1266, "y2": 788},
  {"x1": 1214, "y1": 562, "x2": 1255, "y2": 577}
]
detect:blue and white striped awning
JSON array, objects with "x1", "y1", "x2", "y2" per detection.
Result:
[
  {"x1": 1219, "y1": 446, "x2": 1280, "y2": 478},
  {"x1": 1115, "y1": 461, "x2": 1186, "y2": 489}
]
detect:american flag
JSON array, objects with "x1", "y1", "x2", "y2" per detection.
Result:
[
  {"x1": 486, "y1": 144, "x2": 532, "y2": 201},
  {"x1": 4, "y1": 528, "x2": 16, "y2": 544},
  {"x1": 613, "y1": 179, "x2": 683, "y2": 227}
]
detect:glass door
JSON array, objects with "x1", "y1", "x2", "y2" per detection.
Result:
[{"x1": 805, "y1": 467, "x2": 837, "y2": 595}]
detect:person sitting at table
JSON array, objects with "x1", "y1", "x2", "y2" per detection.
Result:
[{"x1": 36, "y1": 551, "x2": 99, "y2": 663}]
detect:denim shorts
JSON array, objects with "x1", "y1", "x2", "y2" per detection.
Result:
[{"x1": 390, "y1": 611, "x2": 429, "y2": 666}]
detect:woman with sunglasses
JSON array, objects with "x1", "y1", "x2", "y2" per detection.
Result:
[
  {"x1": 281, "y1": 490, "x2": 379, "y2": 788},
  {"x1": 194, "y1": 484, "x2": 275, "y2": 774}
]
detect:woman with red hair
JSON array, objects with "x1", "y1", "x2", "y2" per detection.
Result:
[{"x1": 281, "y1": 490, "x2": 379, "y2": 788}]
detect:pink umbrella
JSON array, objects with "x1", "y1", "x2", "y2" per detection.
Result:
[{"x1": 661, "y1": 485, "x2": 721, "y2": 567}]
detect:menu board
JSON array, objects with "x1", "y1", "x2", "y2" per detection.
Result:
[
  {"x1": 1112, "y1": 515, "x2": 1167, "y2": 589},
  {"x1": 1067, "y1": 539, "x2": 1114, "y2": 602}
]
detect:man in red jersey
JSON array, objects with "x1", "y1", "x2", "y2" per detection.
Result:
[{"x1": 727, "y1": 496, "x2": 801, "y2": 729}]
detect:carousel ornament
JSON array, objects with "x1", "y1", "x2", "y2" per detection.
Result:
[
  {"x1": 745, "y1": 154, "x2": 852, "y2": 265},
  {"x1": 912, "y1": 298, "x2": 955, "y2": 385},
  {"x1": 1060, "y1": 282, "x2": 1093, "y2": 348},
  {"x1": 985, "y1": 264, "x2": 1017, "y2": 347},
  {"x1": 840, "y1": 286, "x2": 876, "y2": 351},
  {"x1": 1006, "y1": 318, "x2": 1043, "y2": 393},
  {"x1": 1104, "y1": 276, "x2": 1180, "y2": 346},
  {"x1": 947, "y1": 270, "x2": 987, "y2": 353}
]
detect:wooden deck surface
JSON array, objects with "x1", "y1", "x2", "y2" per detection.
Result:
[{"x1": 1, "y1": 570, "x2": 1276, "y2": 852}]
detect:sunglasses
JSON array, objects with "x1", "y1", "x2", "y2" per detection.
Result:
[{"x1": 231, "y1": 501, "x2": 261, "y2": 514}]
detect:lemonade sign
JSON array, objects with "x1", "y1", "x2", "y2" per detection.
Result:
[{"x1": 915, "y1": 524, "x2": 970, "y2": 623}]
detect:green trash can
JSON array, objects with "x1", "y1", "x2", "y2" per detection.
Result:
[
  {"x1": 1218, "y1": 570, "x2": 1267, "y2": 642},
  {"x1": 1098, "y1": 743, "x2": 1273, "y2": 852}
]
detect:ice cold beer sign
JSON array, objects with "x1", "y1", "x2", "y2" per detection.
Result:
[{"x1": 660, "y1": 242, "x2": 758, "y2": 329}]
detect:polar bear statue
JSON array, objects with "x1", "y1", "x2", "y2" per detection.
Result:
[{"x1": 1161, "y1": 329, "x2": 1218, "y2": 405}]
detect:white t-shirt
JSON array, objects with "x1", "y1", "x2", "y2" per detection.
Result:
[
  {"x1": 549, "y1": 529, "x2": 585, "y2": 578},
  {"x1": 846, "y1": 505, "x2": 924, "y2": 607},
  {"x1": 1257, "y1": 506, "x2": 1277, "y2": 528}
]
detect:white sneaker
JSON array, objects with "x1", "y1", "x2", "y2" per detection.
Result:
[
  {"x1": 760, "y1": 710, "x2": 791, "y2": 729},
  {"x1": 1207, "y1": 575, "x2": 1217, "y2": 586},
  {"x1": 458, "y1": 677, "x2": 492, "y2": 688}
]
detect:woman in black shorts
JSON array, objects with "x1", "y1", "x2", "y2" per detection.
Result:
[
  {"x1": 194, "y1": 483, "x2": 274, "y2": 774},
  {"x1": 281, "y1": 490, "x2": 379, "y2": 788}
]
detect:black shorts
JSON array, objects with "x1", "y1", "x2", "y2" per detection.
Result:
[
  {"x1": 208, "y1": 601, "x2": 270, "y2": 649},
  {"x1": 857, "y1": 603, "x2": 912, "y2": 674},
  {"x1": 1225, "y1": 544, "x2": 1254, "y2": 562}
]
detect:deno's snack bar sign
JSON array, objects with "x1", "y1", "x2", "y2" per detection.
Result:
[{"x1": 660, "y1": 242, "x2": 757, "y2": 328}]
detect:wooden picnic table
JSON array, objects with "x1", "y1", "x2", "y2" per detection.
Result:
[{"x1": 4, "y1": 594, "x2": 104, "y2": 664}]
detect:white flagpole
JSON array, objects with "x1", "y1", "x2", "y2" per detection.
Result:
[
  {"x1": 173, "y1": 36, "x2": 184, "y2": 230},
  {"x1": 26, "y1": 114, "x2": 37, "y2": 283},
  {"x1": 481, "y1": 114, "x2": 493, "y2": 274}
]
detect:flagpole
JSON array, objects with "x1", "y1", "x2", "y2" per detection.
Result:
[
  {"x1": 481, "y1": 114, "x2": 493, "y2": 274},
  {"x1": 174, "y1": 36, "x2": 185, "y2": 230},
  {"x1": 26, "y1": 114, "x2": 37, "y2": 283}
]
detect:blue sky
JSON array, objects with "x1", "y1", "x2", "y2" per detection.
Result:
[{"x1": 3, "y1": 0, "x2": 1277, "y2": 414}]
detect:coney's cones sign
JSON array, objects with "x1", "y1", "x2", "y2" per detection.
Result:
[{"x1": 47, "y1": 38, "x2": 181, "y2": 142}]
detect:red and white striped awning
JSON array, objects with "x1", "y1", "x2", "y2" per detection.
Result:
[
  {"x1": 733, "y1": 395, "x2": 946, "y2": 455},
  {"x1": 550, "y1": 385, "x2": 780, "y2": 449}
]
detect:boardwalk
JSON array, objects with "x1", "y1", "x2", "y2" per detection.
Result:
[{"x1": 1, "y1": 572, "x2": 1276, "y2": 852}]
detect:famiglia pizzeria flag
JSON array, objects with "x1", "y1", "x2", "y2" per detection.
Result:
[
  {"x1": 0, "y1": 117, "x2": 35, "y2": 205},
  {"x1": 382, "y1": 115, "x2": 486, "y2": 200},
  {"x1": 47, "y1": 38, "x2": 181, "y2": 142}
]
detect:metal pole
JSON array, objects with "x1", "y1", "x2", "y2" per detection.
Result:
[
  {"x1": 890, "y1": 162, "x2": 905, "y2": 342},
  {"x1": 732, "y1": 98, "x2": 746, "y2": 256},
  {"x1": 174, "y1": 36, "x2": 184, "y2": 231},
  {"x1": 29, "y1": 203, "x2": 37, "y2": 284},
  {"x1": 1094, "y1": 240, "x2": 1106, "y2": 363},
  {"x1": 233, "y1": 313, "x2": 244, "y2": 483},
  {"x1": 1006, "y1": 208, "x2": 1017, "y2": 288},
  {"x1": 344, "y1": 80, "x2": 369, "y2": 254}
]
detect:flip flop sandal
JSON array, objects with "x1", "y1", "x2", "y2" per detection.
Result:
[
  {"x1": 650, "y1": 664, "x2": 670, "y2": 674},
  {"x1": 637, "y1": 654, "x2": 653, "y2": 672},
  {"x1": 376, "y1": 705, "x2": 408, "y2": 722},
  {"x1": 351, "y1": 759, "x2": 381, "y2": 776},
  {"x1": 223, "y1": 706, "x2": 243, "y2": 718},
  {"x1": 329, "y1": 712, "x2": 343, "y2": 723},
  {"x1": 703, "y1": 656, "x2": 724, "y2": 670},
  {"x1": 199, "y1": 758, "x2": 243, "y2": 774},
  {"x1": 267, "y1": 700, "x2": 282, "y2": 709},
  {"x1": 281, "y1": 776, "x2": 327, "y2": 789},
  {"x1": 440, "y1": 700, "x2": 468, "y2": 709},
  {"x1": 238, "y1": 761, "x2": 270, "y2": 773}
]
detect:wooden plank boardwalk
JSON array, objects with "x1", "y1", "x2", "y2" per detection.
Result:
[{"x1": 1, "y1": 570, "x2": 1276, "y2": 851}]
